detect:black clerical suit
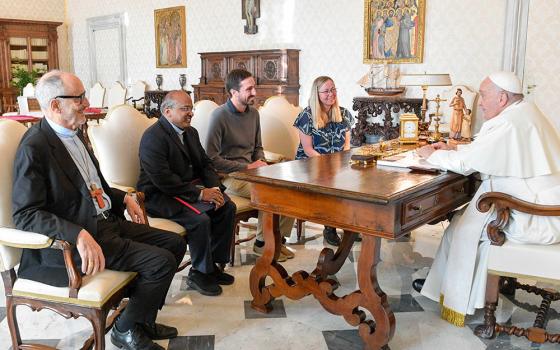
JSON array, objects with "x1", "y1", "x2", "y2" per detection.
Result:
[
  {"x1": 12, "y1": 118, "x2": 187, "y2": 326},
  {"x1": 137, "y1": 117, "x2": 236, "y2": 274}
]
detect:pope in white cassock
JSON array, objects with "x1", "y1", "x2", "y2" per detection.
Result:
[{"x1": 415, "y1": 71, "x2": 560, "y2": 327}]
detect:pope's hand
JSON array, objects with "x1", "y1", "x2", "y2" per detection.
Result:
[{"x1": 417, "y1": 144, "x2": 437, "y2": 159}]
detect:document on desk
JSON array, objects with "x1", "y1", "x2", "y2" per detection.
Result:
[{"x1": 377, "y1": 150, "x2": 445, "y2": 173}]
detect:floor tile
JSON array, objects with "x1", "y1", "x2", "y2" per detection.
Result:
[
  {"x1": 323, "y1": 329, "x2": 391, "y2": 350},
  {"x1": 388, "y1": 294, "x2": 424, "y2": 313},
  {"x1": 244, "y1": 300, "x2": 286, "y2": 319},
  {"x1": 8, "y1": 338, "x2": 60, "y2": 349},
  {"x1": 168, "y1": 335, "x2": 214, "y2": 350}
]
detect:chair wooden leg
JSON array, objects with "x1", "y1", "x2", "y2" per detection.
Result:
[
  {"x1": 296, "y1": 219, "x2": 304, "y2": 241},
  {"x1": 82, "y1": 309, "x2": 107, "y2": 350},
  {"x1": 229, "y1": 221, "x2": 240, "y2": 267},
  {"x1": 499, "y1": 276, "x2": 517, "y2": 296},
  {"x1": 6, "y1": 296, "x2": 23, "y2": 349},
  {"x1": 474, "y1": 274, "x2": 500, "y2": 339}
]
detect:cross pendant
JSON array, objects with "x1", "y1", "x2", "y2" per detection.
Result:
[{"x1": 90, "y1": 184, "x2": 106, "y2": 209}]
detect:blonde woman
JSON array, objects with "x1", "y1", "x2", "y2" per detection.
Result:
[{"x1": 293, "y1": 76, "x2": 354, "y2": 245}]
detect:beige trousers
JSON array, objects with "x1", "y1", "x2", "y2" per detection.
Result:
[{"x1": 223, "y1": 176, "x2": 295, "y2": 241}]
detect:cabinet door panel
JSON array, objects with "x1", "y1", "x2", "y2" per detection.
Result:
[
  {"x1": 204, "y1": 57, "x2": 226, "y2": 84},
  {"x1": 228, "y1": 55, "x2": 254, "y2": 75},
  {"x1": 257, "y1": 54, "x2": 286, "y2": 84}
]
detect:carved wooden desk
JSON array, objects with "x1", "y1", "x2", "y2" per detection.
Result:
[
  {"x1": 231, "y1": 151, "x2": 474, "y2": 350},
  {"x1": 351, "y1": 96, "x2": 422, "y2": 146}
]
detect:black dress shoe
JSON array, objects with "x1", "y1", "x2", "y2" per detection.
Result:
[
  {"x1": 212, "y1": 267, "x2": 235, "y2": 285},
  {"x1": 111, "y1": 325, "x2": 164, "y2": 350},
  {"x1": 187, "y1": 269, "x2": 222, "y2": 296},
  {"x1": 323, "y1": 226, "x2": 341, "y2": 246},
  {"x1": 141, "y1": 322, "x2": 178, "y2": 340},
  {"x1": 412, "y1": 278, "x2": 425, "y2": 293}
]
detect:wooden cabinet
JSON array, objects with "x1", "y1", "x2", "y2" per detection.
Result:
[
  {"x1": 0, "y1": 18, "x2": 62, "y2": 113},
  {"x1": 193, "y1": 49, "x2": 300, "y2": 107}
]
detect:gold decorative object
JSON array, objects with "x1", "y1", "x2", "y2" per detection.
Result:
[
  {"x1": 398, "y1": 113, "x2": 419, "y2": 144},
  {"x1": 351, "y1": 139, "x2": 413, "y2": 167},
  {"x1": 429, "y1": 94, "x2": 447, "y2": 142},
  {"x1": 398, "y1": 73, "x2": 452, "y2": 139}
]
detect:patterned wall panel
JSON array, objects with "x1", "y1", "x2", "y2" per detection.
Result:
[
  {"x1": 0, "y1": 0, "x2": 70, "y2": 72},
  {"x1": 525, "y1": 0, "x2": 560, "y2": 127}
]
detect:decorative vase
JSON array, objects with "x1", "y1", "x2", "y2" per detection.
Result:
[
  {"x1": 179, "y1": 74, "x2": 186, "y2": 90},
  {"x1": 156, "y1": 74, "x2": 163, "y2": 90}
]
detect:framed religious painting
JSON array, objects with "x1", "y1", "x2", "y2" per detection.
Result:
[
  {"x1": 154, "y1": 6, "x2": 187, "y2": 68},
  {"x1": 363, "y1": 0, "x2": 426, "y2": 64}
]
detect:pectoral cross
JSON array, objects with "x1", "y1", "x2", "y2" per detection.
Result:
[{"x1": 90, "y1": 184, "x2": 105, "y2": 209}]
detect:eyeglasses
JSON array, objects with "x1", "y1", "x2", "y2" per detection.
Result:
[
  {"x1": 175, "y1": 106, "x2": 193, "y2": 112},
  {"x1": 318, "y1": 88, "x2": 337, "y2": 95},
  {"x1": 54, "y1": 91, "x2": 87, "y2": 103}
]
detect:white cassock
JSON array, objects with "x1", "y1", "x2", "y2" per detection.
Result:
[{"x1": 420, "y1": 100, "x2": 560, "y2": 326}]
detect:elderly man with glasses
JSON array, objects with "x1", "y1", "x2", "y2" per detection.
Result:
[{"x1": 12, "y1": 70, "x2": 186, "y2": 350}]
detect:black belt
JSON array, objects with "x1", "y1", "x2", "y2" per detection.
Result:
[{"x1": 96, "y1": 211, "x2": 114, "y2": 221}]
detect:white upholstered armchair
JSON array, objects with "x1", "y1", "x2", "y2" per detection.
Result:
[
  {"x1": 0, "y1": 119, "x2": 137, "y2": 350},
  {"x1": 192, "y1": 99, "x2": 259, "y2": 266},
  {"x1": 87, "y1": 105, "x2": 187, "y2": 237},
  {"x1": 474, "y1": 192, "x2": 560, "y2": 344}
]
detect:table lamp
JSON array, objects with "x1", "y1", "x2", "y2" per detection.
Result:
[{"x1": 398, "y1": 73, "x2": 452, "y2": 138}]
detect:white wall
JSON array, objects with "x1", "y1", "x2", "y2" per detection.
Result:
[
  {"x1": 525, "y1": 0, "x2": 560, "y2": 128},
  {"x1": 0, "y1": 0, "x2": 70, "y2": 73},
  {"x1": 65, "y1": 0, "x2": 508, "y2": 121}
]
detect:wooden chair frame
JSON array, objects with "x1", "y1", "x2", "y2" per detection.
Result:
[
  {"x1": 2, "y1": 238, "x2": 136, "y2": 350},
  {"x1": 229, "y1": 209, "x2": 259, "y2": 267},
  {"x1": 474, "y1": 192, "x2": 560, "y2": 344}
]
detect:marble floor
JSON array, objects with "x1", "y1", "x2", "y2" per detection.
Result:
[{"x1": 1, "y1": 220, "x2": 559, "y2": 350}]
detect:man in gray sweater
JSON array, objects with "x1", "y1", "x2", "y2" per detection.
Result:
[{"x1": 206, "y1": 69, "x2": 295, "y2": 261}]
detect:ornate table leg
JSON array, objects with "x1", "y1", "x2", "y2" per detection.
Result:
[
  {"x1": 356, "y1": 235, "x2": 395, "y2": 349},
  {"x1": 314, "y1": 230, "x2": 358, "y2": 279},
  {"x1": 250, "y1": 212, "x2": 288, "y2": 312}
]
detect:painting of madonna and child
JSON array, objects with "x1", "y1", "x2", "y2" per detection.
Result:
[{"x1": 363, "y1": 0, "x2": 425, "y2": 64}]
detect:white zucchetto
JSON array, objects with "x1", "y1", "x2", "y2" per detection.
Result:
[{"x1": 487, "y1": 71, "x2": 523, "y2": 94}]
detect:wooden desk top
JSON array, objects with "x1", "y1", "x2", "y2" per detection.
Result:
[{"x1": 231, "y1": 150, "x2": 465, "y2": 205}]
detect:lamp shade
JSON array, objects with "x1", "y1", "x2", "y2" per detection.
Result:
[{"x1": 399, "y1": 73, "x2": 452, "y2": 87}]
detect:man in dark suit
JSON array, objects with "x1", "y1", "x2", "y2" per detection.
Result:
[
  {"x1": 137, "y1": 90, "x2": 236, "y2": 297},
  {"x1": 12, "y1": 71, "x2": 186, "y2": 350}
]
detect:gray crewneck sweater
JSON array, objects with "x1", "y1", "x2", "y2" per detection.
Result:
[{"x1": 206, "y1": 99, "x2": 265, "y2": 173}]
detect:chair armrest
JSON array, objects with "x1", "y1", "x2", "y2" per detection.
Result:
[
  {"x1": 0, "y1": 227, "x2": 52, "y2": 249},
  {"x1": 0, "y1": 227, "x2": 82, "y2": 297},
  {"x1": 263, "y1": 150, "x2": 286, "y2": 164},
  {"x1": 50, "y1": 239, "x2": 82, "y2": 297},
  {"x1": 109, "y1": 183, "x2": 136, "y2": 193},
  {"x1": 476, "y1": 192, "x2": 560, "y2": 246}
]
